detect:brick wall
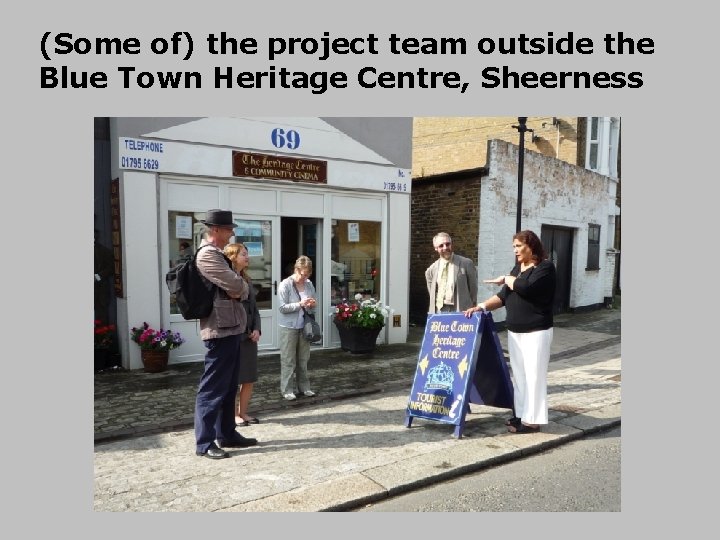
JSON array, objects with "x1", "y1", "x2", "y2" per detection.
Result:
[
  {"x1": 409, "y1": 138, "x2": 616, "y2": 323},
  {"x1": 409, "y1": 171, "x2": 482, "y2": 324},
  {"x1": 413, "y1": 117, "x2": 580, "y2": 179},
  {"x1": 480, "y1": 139, "x2": 613, "y2": 312}
]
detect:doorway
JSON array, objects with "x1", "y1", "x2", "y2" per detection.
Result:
[
  {"x1": 281, "y1": 218, "x2": 322, "y2": 281},
  {"x1": 281, "y1": 217, "x2": 324, "y2": 343},
  {"x1": 540, "y1": 225, "x2": 573, "y2": 314}
]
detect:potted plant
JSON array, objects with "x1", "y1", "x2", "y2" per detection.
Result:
[
  {"x1": 94, "y1": 320, "x2": 115, "y2": 371},
  {"x1": 130, "y1": 322, "x2": 185, "y2": 372},
  {"x1": 333, "y1": 294, "x2": 393, "y2": 354}
]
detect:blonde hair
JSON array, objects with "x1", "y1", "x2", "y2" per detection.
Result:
[
  {"x1": 294, "y1": 255, "x2": 313, "y2": 275},
  {"x1": 223, "y1": 243, "x2": 251, "y2": 281}
]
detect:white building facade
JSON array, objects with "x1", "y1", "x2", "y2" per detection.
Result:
[
  {"x1": 108, "y1": 117, "x2": 412, "y2": 370},
  {"x1": 477, "y1": 138, "x2": 620, "y2": 321}
]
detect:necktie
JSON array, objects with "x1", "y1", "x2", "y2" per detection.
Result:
[{"x1": 436, "y1": 261, "x2": 448, "y2": 311}]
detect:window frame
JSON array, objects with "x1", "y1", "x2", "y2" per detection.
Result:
[
  {"x1": 586, "y1": 117, "x2": 600, "y2": 171},
  {"x1": 586, "y1": 223, "x2": 601, "y2": 271}
]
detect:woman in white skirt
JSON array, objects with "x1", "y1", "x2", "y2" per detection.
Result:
[{"x1": 464, "y1": 230, "x2": 556, "y2": 434}]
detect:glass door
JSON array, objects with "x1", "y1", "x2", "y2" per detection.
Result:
[
  {"x1": 166, "y1": 210, "x2": 212, "y2": 363},
  {"x1": 232, "y1": 216, "x2": 280, "y2": 350},
  {"x1": 164, "y1": 211, "x2": 280, "y2": 359}
]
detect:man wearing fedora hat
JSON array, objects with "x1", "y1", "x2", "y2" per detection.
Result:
[{"x1": 194, "y1": 209, "x2": 258, "y2": 459}]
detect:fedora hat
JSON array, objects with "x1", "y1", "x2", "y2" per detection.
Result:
[{"x1": 200, "y1": 209, "x2": 237, "y2": 228}]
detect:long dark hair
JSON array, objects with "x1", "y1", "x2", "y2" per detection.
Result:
[{"x1": 513, "y1": 230, "x2": 547, "y2": 262}]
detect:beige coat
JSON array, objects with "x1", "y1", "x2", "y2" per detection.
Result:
[
  {"x1": 425, "y1": 253, "x2": 478, "y2": 313},
  {"x1": 196, "y1": 241, "x2": 249, "y2": 340}
]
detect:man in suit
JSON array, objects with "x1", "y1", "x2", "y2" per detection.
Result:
[{"x1": 425, "y1": 232, "x2": 478, "y2": 313}]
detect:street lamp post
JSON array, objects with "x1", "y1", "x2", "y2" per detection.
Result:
[{"x1": 511, "y1": 117, "x2": 532, "y2": 233}]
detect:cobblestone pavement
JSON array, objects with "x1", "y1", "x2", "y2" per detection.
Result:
[
  {"x1": 94, "y1": 308, "x2": 620, "y2": 443},
  {"x1": 94, "y1": 330, "x2": 427, "y2": 442},
  {"x1": 94, "y1": 307, "x2": 620, "y2": 512}
]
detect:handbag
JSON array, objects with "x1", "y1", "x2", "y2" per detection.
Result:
[
  {"x1": 301, "y1": 310, "x2": 322, "y2": 343},
  {"x1": 292, "y1": 282, "x2": 322, "y2": 343}
]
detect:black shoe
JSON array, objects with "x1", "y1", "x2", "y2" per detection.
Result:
[
  {"x1": 196, "y1": 443, "x2": 229, "y2": 459},
  {"x1": 217, "y1": 435, "x2": 258, "y2": 448},
  {"x1": 236, "y1": 417, "x2": 260, "y2": 427}
]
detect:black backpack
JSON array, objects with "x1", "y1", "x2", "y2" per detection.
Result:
[{"x1": 166, "y1": 245, "x2": 223, "y2": 320}]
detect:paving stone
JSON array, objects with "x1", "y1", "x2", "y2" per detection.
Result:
[{"x1": 94, "y1": 306, "x2": 622, "y2": 511}]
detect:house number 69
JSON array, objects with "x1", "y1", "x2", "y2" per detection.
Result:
[{"x1": 271, "y1": 128, "x2": 301, "y2": 150}]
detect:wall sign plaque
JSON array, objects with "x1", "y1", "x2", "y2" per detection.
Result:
[{"x1": 232, "y1": 151, "x2": 327, "y2": 184}]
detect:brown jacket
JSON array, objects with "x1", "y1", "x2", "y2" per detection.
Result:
[{"x1": 196, "y1": 241, "x2": 249, "y2": 340}]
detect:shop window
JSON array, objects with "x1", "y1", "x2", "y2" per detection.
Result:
[
  {"x1": 167, "y1": 213, "x2": 274, "y2": 314},
  {"x1": 232, "y1": 219, "x2": 273, "y2": 310},
  {"x1": 586, "y1": 117, "x2": 599, "y2": 171},
  {"x1": 168, "y1": 211, "x2": 206, "y2": 315},
  {"x1": 331, "y1": 219, "x2": 381, "y2": 305},
  {"x1": 587, "y1": 223, "x2": 600, "y2": 271}
]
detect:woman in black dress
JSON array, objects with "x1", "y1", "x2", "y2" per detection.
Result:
[
  {"x1": 224, "y1": 243, "x2": 262, "y2": 426},
  {"x1": 464, "y1": 230, "x2": 556, "y2": 433}
]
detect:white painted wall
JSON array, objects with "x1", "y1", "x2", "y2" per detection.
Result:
[
  {"x1": 119, "y1": 170, "x2": 163, "y2": 370},
  {"x1": 387, "y1": 192, "x2": 410, "y2": 344},
  {"x1": 109, "y1": 117, "x2": 412, "y2": 369},
  {"x1": 478, "y1": 139, "x2": 616, "y2": 321}
]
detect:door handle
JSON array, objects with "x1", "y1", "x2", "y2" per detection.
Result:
[{"x1": 273, "y1": 280, "x2": 277, "y2": 295}]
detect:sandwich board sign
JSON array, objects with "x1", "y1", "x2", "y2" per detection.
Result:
[{"x1": 404, "y1": 311, "x2": 514, "y2": 438}]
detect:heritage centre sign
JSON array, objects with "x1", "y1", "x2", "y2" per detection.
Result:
[
  {"x1": 232, "y1": 150, "x2": 328, "y2": 184},
  {"x1": 405, "y1": 311, "x2": 514, "y2": 438}
]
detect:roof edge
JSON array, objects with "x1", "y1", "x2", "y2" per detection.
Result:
[{"x1": 412, "y1": 166, "x2": 488, "y2": 184}]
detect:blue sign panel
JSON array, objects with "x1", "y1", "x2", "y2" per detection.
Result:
[
  {"x1": 406, "y1": 313, "x2": 480, "y2": 424},
  {"x1": 405, "y1": 311, "x2": 514, "y2": 438},
  {"x1": 468, "y1": 313, "x2": 514, "y2": 412}
]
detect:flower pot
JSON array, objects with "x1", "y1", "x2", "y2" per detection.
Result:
[
  {"x1": 334, "y1": 322, "x2": 382, "y2": 354},
  {"x1": 141, "y1": 350, "x2": 169, "y2": 373}
]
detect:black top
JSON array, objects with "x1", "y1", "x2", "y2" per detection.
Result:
[
  {"x1": 240, "y1": 280, "x2": 261, "y2": 339},
  {"x1": 497, "y1": 259, "x2": 556, "y2": 333}
]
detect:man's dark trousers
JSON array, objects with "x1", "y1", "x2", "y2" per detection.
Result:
[{"x1": 195, "y1": 334, "x2": 242, "y2": 454}]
